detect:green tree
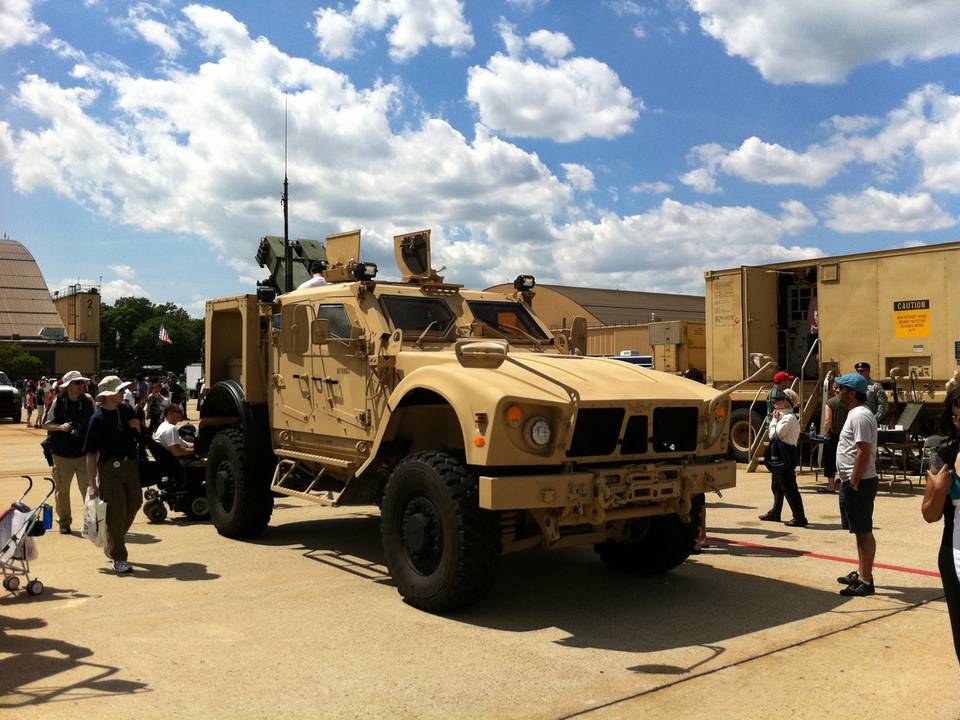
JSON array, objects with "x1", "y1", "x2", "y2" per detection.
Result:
[
  {"x1": 100, "y1": 297, "x2": 204, "y2": 375},
  {"x1": 0, "y1": 343, "x2": 43, "y2": 379}
]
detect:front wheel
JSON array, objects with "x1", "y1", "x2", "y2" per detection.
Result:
[
  {"x1": 184, "y1": 492, "x2": 210, "y2": 521},
  {"x1": 381, "y1": 451, "x2": 501, "y2": 613}
]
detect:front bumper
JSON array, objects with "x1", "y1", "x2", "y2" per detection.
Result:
[{"x1": 478, "y1": 460, "x2": 736, "y2": 513}]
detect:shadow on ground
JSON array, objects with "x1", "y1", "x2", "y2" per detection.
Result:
[
  {"x1": 95, "y1": 561, "x2": 219, "y2": 581},
  {"x1": 253, "y1": 513, "x2": 849, "y2": 658},
  {"x1": 0, "y1": 615, "x2": 149, "y2": 707}
]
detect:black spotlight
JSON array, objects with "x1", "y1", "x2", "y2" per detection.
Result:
[
  {"x1": 513, "y1": 274, "x2": 536, "y2": 292},
  {"x1": 353, "y1": 262, "x2": 378, "y2": 281}
]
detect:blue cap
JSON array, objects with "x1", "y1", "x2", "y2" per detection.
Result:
[{"x1": 835, "y1": 372, "x2": 868, "y2": 394}]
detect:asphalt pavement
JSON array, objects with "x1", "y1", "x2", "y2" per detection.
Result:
[{"x1": 1, "y1": 418, "x2": 958, "y2": 719}]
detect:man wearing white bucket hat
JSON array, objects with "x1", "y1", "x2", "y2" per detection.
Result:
[
  {"x1": 42, "y1": 370, "x2": 96, "y2": 534},
  {"x1": 82, "y1": 375, "x2": 143, "y2": 574}
]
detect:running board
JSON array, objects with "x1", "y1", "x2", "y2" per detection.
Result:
[{"x1": 270, "y1": 458, "x2": 343, "y2": 506}]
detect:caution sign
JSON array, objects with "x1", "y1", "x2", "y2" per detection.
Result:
[{"x1": 893, "y1": 299, "x2": 930, "y2": 338}]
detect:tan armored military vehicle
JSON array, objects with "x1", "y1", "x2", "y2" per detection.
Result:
[{"x1": 199, "y1": 230, "x2": 745, "y2": 611}]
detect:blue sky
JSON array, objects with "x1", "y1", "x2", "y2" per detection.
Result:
[{"x1": 2, "y1": 0, "x2": 959, "y2": 316}]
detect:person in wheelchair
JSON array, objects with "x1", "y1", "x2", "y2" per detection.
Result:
[
  {"x1": 141, "y1": 404, "x2": 208, "y2": 521},
  {"x1": 153, "y1": 404, "x2": 194, "y2": 457}
]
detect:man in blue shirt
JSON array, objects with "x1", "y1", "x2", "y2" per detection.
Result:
[{"x1": 83, "y1": 375, "x2": 142, "y2": 574}]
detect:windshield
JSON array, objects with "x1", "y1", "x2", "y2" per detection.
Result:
[
  {"x1": 467, "y1": 301, "x2": 549, "y2": 341},
  {"x1": 0, "y1": 372, "x2": 10, "y2": 386},
  {"x1": 381, "y1": 295, "x2": 456, "y2": 337}
]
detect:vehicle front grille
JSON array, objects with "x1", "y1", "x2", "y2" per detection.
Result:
[
  {"x1": 620, "y1": 415, "x2": 648, "y2": 454},
  {"x1": 652, "y1": 407, "x2": 699, "y2": 453},
  {"x1": 566, "y1": 408, "x2": 625, "y2": 457}
]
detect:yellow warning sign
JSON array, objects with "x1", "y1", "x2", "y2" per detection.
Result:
[{"x1": 893, "y1": 299, "x2": 930, "y2": 338}]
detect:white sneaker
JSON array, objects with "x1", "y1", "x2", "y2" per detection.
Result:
[{"x1": 113, "y1": 560, "x2": 132, "y2": 574}]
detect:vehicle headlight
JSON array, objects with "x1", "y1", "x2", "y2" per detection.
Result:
[
  {"x1": 705, "y1": 400, "x2": 728, "y2": 446},
  {"x1": 525, "y1": 417, "x2": 552, "y2": 448}
]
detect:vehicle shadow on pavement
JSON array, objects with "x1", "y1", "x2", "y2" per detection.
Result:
[
  {"x1": 450, "y1": 549, "x2": 848, "y2": 656},
  {"x1": 95, "y1": 562, "x2": 219, "y2": 581},
  {"x1": 251, "y1": 514, "x2": 391, "y2": 583},
  {"x1": 0, "y1": 615, "x2": 150, "y2": 707}
]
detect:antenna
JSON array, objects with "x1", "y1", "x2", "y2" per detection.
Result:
[{"x1": 282, "y1": 91, "x2": 292, "y2": 293}]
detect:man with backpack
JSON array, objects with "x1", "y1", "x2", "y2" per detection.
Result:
[{"x1": 42, "y1": 370, "x2": 96, "y2": 534}]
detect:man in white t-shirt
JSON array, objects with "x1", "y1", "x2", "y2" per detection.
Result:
[
  {"x1": 152, "y1": 405, "x2": 193, "y2": 457},
  {"x1": 834, "y1": 372, "x2": 879, "y2": 597},
  {"x1": 296, "y1": 260, "x2": 328, "y2": 290}
]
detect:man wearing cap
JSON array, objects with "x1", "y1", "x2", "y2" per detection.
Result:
[
  {"x1": 42, "y1": 370, "x2": 96, "y2": 534},
  {"x1": 834, "y1": 372, "x2": 879, "y2": 596},
  {"x1": 83, "y1": 375, "x2": 143, "y2": 574},
  {"x1": 766, "y1": 371, "x2": 795, "y2": 418},
  {"x1": 854, "y1": 362, "x2": 888, "y2": 422}
]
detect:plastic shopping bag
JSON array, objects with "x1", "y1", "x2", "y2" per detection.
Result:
[{"x1": 82, "y1": 496, "x2": 108, "y2": 548}]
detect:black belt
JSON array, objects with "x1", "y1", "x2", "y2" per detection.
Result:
[{"x1": 99, "y1": 455, "x2": 135, "y2": 462}]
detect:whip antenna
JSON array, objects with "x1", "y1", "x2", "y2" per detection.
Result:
[{"x1": 282, "y1": 91, "x2": 292, "y2": 292}]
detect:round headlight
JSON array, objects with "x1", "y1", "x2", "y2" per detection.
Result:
[{"x1": 525, "y1": 417, "x2": 552, "y2": 448}]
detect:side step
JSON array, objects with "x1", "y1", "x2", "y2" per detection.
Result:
[{"x1": 270, "y1": 457, "x2": 343, "y2": 506}]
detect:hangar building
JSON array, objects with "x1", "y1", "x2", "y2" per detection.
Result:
[{"x1": 0, "y1": 239, "x2": 99, "y2": 377}]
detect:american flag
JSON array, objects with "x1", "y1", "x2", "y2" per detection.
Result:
[{"x1": 158, "y1": 323, "x2": 172, "y2": 345}]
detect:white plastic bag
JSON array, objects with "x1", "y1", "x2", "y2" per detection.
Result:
[{"x1": 82, "y1": 496, "x2": 108, "y2": 548}]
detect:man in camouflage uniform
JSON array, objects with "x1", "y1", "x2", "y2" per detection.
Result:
[{"x1": 854, "y1": 362, "x2": 888, "y2": 423}]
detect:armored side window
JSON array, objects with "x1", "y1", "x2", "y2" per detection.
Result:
[
  {"x1": 317, "y1": 304, "x2": 352, "y2": 339},
  {"x1": 380, "y1": 295, "x2": 456, "y2": 336},
  {"x1": 466, "y1": 300, "x2": 549, "y2": 340},
  {"x1": 281, "y1": 303, "x2": 311, "y2": 355}
]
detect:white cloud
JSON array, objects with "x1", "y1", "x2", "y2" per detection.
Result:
[
  {"x1": 630, "y1": 181, "x2": 671, "y2": 194},
  {"x1": 690, "y1": 0, "x2": 960, "y2": 85},
  {"x1": 132, "y1": 17, "x2": 182, "y2": 57},
  {"x1": 0, "y1": 121, "x2": 13, "y2": 165},
  {"x1": 0, "y1": 0, "x2": 47, "y2": 50},
  {"x1": 551, "y1": 199, "x2": 822, "y2": 293},
  {"x1": 6, "y1": 7, "x2": 572, "y2": 288},
  {"x1": 679, "y1": 168, "x2": 719, "y2": 194},
  {"x1": 681, "y1": 85, "x2": 960, "y2": 195},
  {"x1": 823, "y1": 188, "x2": 957, "y2": 233},
  {"x1": 313, "y1": 0, "x2": 474, "y2": 62},
  {"x1": 108, "y1": 264, "x2": 136, "y2": 277},
  {"x1": 526, "y1": 29, "x2": 573, "y2": 62},
  {"x1": 467, "y1": 48, "x2": 641, "y2": 142},
  {"x1": 561, "y1": 163, "x2": 595, "y2": 191}
]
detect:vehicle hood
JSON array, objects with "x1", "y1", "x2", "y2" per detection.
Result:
[{"x1": 394, "y1": 350, "x2": 719, "y2": 405}]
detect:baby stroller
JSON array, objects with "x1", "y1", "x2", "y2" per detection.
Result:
[
  {"x1": 1, "y1": 476, "x2": 54, "y2": 596},
  {"x1": 139, "y1": 424, "x2": 209, "y2": 522}
]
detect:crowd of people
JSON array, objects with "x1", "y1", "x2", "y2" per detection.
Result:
[
  {"x1": 752, "y1": 362, "x2": 960, "y2": 663},
  {"x1": 14, "y1": 370, "x2": 195, "y2": 574}
]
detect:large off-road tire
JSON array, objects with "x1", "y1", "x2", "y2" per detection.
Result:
[
  {"x1": 205, "y1": 429, "x2": 273, "y2": 539},
  {"x1": 381, "y1": 451, "x2": 501, "y2": 613},
  {"x1": 594, "y1": 504, "x2": 700, "y2": 575},
  {"x1": 728, "y1": 407, "x2": 763, "y2": 463}
]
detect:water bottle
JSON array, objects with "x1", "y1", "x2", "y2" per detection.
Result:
[
  {"x1": 808, "y1": 422, "x2": 817, "y2": 439},
  {"x1": 42, "y1": 503, "x2": 53, "y2": 530}
]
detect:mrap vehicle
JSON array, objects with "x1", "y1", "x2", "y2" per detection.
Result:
[
  {"x1": 704, "y1": 240, "x2": 960, "y2": 463},
  {"x1": 197, "y1": 229, "x2": 744, "y2": 611}
]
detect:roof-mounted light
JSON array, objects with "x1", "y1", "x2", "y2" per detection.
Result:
[
  {"x1": 513, "y1": 275, "x2": 536, "y2": 292},
  {"x1": 353, "y1": 262, "x2": 378, "y2": 281}
]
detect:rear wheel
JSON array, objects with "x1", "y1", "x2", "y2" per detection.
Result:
[
  {"x1": 3, "y1": 575, "x2": 20, "y2": 592},
  {"x1": 26, "y1": 579, "x2": 43, "y2": 595},
  {"x1": 728, "y1": 407, "x2": 763, "y2": 463},
  {"x1": 144, "y1": 500, "x2": 167, "y2": 523},
  {"x1": 205, "y1": 429, "x2": 273, "y2": 538},
  {"x1": 594, "y1": 508, "x2": 699, "y2": 575},
  {"x1": 184, "y1": 492, "x2": 210, "y2": 521},
  {"x1": 381, "y1": 451, "x2": 501, "y2": 613}
]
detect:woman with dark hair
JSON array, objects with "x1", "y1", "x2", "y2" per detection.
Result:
[{"x1": 922, "y1": 386, "x2": 960, "y2": 665}]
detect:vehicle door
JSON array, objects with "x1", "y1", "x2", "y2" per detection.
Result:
[
  {"x1": 311, "y1": 301, "x2": 372, "y2": 438},
  {"x1": 275, "y1": 300, "x2": 315, "y2": 425},
  {"x1": 742, "y1": 266, "x2": 778, "y2": 377}
]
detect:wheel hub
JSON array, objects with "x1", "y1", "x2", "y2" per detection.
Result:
[{"x1": 400, "y1": 497, "x2": 441, "y2": 574}]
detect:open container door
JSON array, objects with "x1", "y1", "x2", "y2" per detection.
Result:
[
  {"x1": 741, "y1": 266, "x2": 778, "y2": 380},
  {"x1": 705, "y1": 269, "x2": 746, "y2": 383}
]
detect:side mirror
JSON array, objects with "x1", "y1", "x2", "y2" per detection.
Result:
[
  {"x1": 311, "y1": 318, "x2": 331, "y2": 345},
  {"x1": 350, "y1": 323, "x2": 365, "y2": 340},
  {"x1": 455, "y1": 339, "x2": 508, "y2": 369}
]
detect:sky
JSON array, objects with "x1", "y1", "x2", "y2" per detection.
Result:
[{"x1": 1, "y1": 0, "x2": 959, "y2": 317}]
